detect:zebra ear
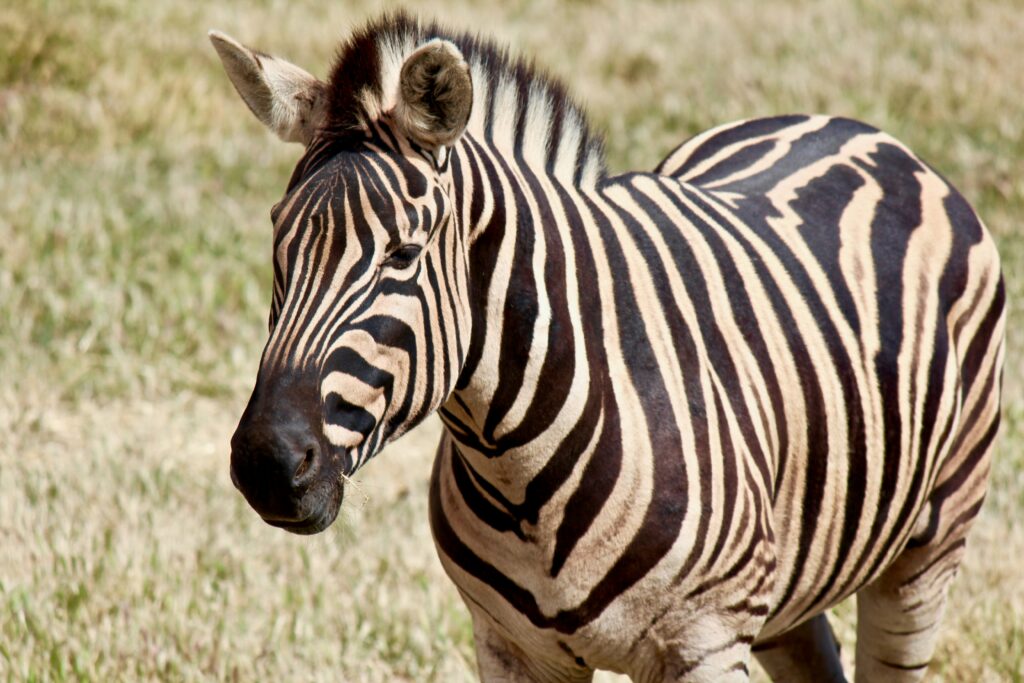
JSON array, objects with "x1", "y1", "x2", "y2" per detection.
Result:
[
  {"x1": 208, "y1": 30, "x2": 326, "y2": 145},
  {"x1": 395, "y1": 39, "x2": 473, "y2": 150}
]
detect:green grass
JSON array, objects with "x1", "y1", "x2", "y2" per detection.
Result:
[{"x1": 1, "y1": 0, "x2": 1021, "y2": 681}]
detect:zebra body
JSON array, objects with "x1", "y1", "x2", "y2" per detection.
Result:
[{"x1": 212, "y1": 14, "x2": 1005, "y2": 682}]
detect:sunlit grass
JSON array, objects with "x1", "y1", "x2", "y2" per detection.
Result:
[{"x1": 1, "y1": 0, "x2": 1021, "y2": 681}]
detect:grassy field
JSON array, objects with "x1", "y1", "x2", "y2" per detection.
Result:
[{"x1": 1, "y1": 0, "x2": 1021, "y2": 680}]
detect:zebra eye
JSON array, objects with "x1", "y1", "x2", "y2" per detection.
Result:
[{"x1": 384, "y1": 244, "x2": 422, "y2": 269}]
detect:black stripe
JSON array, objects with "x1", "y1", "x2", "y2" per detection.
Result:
[
  {"x1": 512, "y1": 181, "x2": 608, "y2": 526},
  {"x1": 660, "y1": 115, "x2": 809, "y2": 178},
  {"x1": 959, "y1": 277, "x2": 1005, "y2": 398},
  {"x1": 717, "y1": 117, "x2": 878, "y2": 196},
  {"x1": 325, "y1": 396, "x2": 377, "y2": 436},
  {"x1": 686, "y1": 139, "x2": 776, "y2": 187},
  {"x1": 490, "y1": 152, "x2": 576, "y2": 448},
  {"x1": 790, "y1": 164, "x2": 865, "y2": 337},
  {"x1": 450, "y1": 445, "x2": 527, "y2": 540},
  {"x1": 455, "y1": 137, "x2": 506, "y2": 391},
  {"x1": 854, "y1": 142, "x2": 926, "y2": 579},
  {"x1": 549, "y1": 391, "x2": 623, "y2": 578}
]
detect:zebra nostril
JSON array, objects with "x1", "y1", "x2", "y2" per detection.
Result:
[{"x1": 292, "y1": 444, "x2": 319, "y2": 486}]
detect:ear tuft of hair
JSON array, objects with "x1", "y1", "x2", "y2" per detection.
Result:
[{"x1": 394, "y1": 39, "x2": 473, "y2": 149}]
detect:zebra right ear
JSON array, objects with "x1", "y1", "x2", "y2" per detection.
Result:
[
  {"x1": 394, "y1": 39, "x2": 473, "y2": 150},
  {"x1": 208, "y1": 30, "x2": 327, "y2": 146}
]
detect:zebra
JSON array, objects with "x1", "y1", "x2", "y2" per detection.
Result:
[{"x1": 210, "y1": 13, "x2": 1005, "y2": 683}]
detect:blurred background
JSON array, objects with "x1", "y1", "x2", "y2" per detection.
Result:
[{"x1": 1, "y1": 0, "x2": 1021, "y2": 680}]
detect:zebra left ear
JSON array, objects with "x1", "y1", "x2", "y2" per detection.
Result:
[
  {"x1": 209, "y1": 30, "x2": 326, "y2": 146},
  {"x1": 395, "y1": 39, "x2": 473, "y2": 151}
]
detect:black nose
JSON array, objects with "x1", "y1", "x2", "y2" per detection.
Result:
[{"x1": 230, "y1": 412, "x2": 323, "y2": 522}]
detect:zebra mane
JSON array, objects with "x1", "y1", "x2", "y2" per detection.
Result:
[{"x1": 322, "y1": 11, "x2": 607, "y2": 187}]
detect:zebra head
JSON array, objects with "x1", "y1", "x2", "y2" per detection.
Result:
[{"x1": 210, "y1": 29, "x2": 474, "y2": 534}]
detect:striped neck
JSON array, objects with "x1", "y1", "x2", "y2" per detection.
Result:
[{"x1": 436, "y1": 125, "x2": 604, "y2": 510}]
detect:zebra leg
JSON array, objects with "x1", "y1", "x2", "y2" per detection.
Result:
[
  {"x1": 658, "y1": 640, "x2": 755, "y2": 683},
  {"x1": 854, "y1": 263, "x2": 1003, "y2": 681},
  {"x1": 469, "y1": 613, "x2": 594, "y2": 683},
  {"x1": 631, "y1": 611, "x2": 761, "y2": 683},
  {"x1": 853, "y1": 545, "x2": 957, "y2": 682},
  {"x1": 752, "y1": 613, "x2": 847, "y2": 682},
  {"x1": 854, "y1": 429, "x2": 997, "y2": 680}
]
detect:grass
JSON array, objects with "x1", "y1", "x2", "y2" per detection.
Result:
[{"x1": 0, "y1": 0, "x2": 1021, "y2": 681}]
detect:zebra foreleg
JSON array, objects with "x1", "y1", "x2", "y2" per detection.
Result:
[
  {"x1": 627, "y1": 611, "x2": 762, "y2": 683},
  {"x1": 469, "y1": 613, "x2": 594, "y2": 683},
  {"x1": 751, "y1": 613, "x2": 847, "y2": 682},
  {"x1": 656, "y1": 642, "x2": 756, "y2": 683}
]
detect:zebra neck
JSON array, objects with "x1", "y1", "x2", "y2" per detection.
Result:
[{"x1": 438, "y1": 135, "x2": 602, "y2": 501}]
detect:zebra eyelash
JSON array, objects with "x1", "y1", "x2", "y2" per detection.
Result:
[{"x1": 383, "y1": 243, "x2": 423, "y2": 269}]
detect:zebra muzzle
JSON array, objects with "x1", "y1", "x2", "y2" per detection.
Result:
[{"x1": 230, "y1": 374, "x2": 340, "y2": 532}]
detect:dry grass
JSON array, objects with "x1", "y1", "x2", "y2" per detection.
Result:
[{"x1": 1, "y1": 0, "x2": 1021, "y2": 681}]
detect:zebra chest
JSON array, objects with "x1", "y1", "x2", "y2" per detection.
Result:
[{"x1": 428, "y1": 429, "x2": 776, "y2": 674}]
